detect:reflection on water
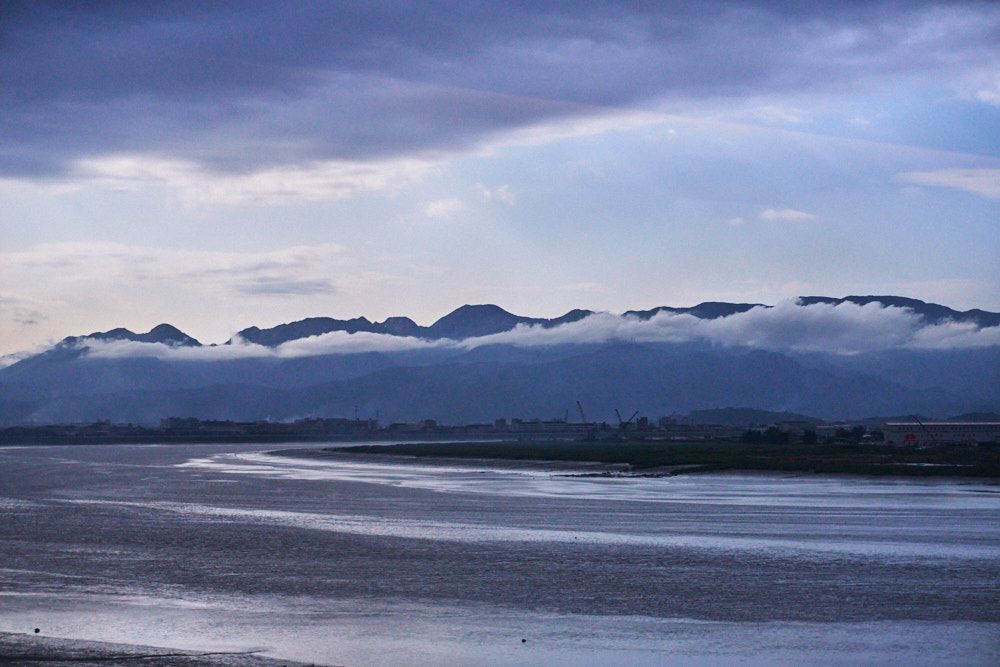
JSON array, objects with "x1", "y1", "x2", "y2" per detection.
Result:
[
  {"x1": 189, "y1": 449, "x2": 999, "y2": 505},
  {"x1": 56, "y1": 492, "x2": 1000, "y2": 560},
  {"x1": 0, "y1": 443, "x2": 998, "y2": 666}
]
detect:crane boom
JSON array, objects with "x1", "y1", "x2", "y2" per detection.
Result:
[
  {"x1": 910, "y1": 414, "x2": 938, "y2": 445},
  {"x1": 615, "y1": 409, "x2": 639, "y2": 431}
]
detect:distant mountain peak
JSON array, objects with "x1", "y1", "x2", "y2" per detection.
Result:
[
  {"x1": 378, "y1": 316, "x2": 422, "y2": 337},
  {"x1": 623, "y1": 302, "x2": 766, "y2": 320},
  {"x1": 232, "y1": 316, "x2": 382, "y2": 346},
  {"x1": 224, "y1": 295, "x2": 1000, "y2": 349},
  {"x1": 63, "y1": 324, "x2": 201, "y2": 348},
  {"x1": 427, "y1": 304, "x2": 595, "y2": 340},
  {"x1": 146, "y1": 323, "x2": 199, "y2": 343},
  {"x1": 45, "y1": 294, "x2": 999, "y2": 354},
  {"x1": 797, "y1": 295, "x2": 1000, "y2": 328},
  {"x1": 3, "y1": 294, "x2": 999, "y2": 427},
  {"x1": 452, "y1": 304, "x2": 511, "y2": 314},
  {"x1": 428, "y1": 304, "x2": 525, "y2": 340}
]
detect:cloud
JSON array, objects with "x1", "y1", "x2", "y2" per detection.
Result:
[
  {"x1": 83, "y1": 330, "x2": 449, "y2": 362},
  {"x1": 897, "y1": 168, "x2": 1000, "y2": 199},
  {"x1": 71, "y1": 153, "x2": 434, "y2": 205},
  {"x1": 75, "y1": 300, "x2": 1000, "y2": 363},
  {"x1": 752, "y1": 105, "x2": 807, "y2": 124},
  {"x1": 726, "y1": 217, "x2": 746, "y2": 226},
  {"x1": 0, "y1": 348, "x2": 44, "y2": 369},
  {"x1": 476, "y1": 183, "x2": 516, "y2": 205},
  {"x1": 760, "y1": 208, "x2": 816, "y2": 221},
  {"x1": 0, "y1": 242, "x2": 351, "y2": 294},
  {"x1": 236, "y1": 277, "x2": 337, "y2": 297},
  {"x1": 0, "y1": 241, "x2": 372, "y2": 353},
  {"x1": 974, "y1": 76, "x2": 1000, "y2": 106},
  {"x1": 0, "y1": 295, "x2": 50, "y2": 364},
  {"x1": 909, "y1": 320, "x2": 1000, "y2": 350},
  {"x1": 468, "y1": 301, "x2": 1000, "y2": 354},
  {"x1": 422, "y1": 198, "x2": 468, "y2": 219},
  {"x1": 976, "y1": 89, "x2": 1000, "y2": 106},
  {"x1": 0, "y1": 294, "x2": 46, "y2": 326},
  {"x1": 463, "y1": 302, "x2": 901, "y2": 353},
  {"x1": 3, "y1": 2, "x2": 999, "y2": 181}
]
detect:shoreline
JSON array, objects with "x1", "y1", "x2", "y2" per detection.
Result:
[
  {"x1": 271, "y1": 448, "x2": 716, "y2": 478},
  {"x1": 0, "y1": 631, "x2": 323, "y2": 666},
  {"x1": 271, "y1": 441, "x2": 1000, "y2": 481},
  {"x1": 268, "y1": 447, "x2": 633, "y2": 473}
]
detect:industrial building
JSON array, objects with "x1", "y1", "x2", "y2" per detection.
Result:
[{"x1": 883, "y1": 422, "x2": 1000, "y2": 446}]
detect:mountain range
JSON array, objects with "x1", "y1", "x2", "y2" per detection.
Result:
[
  {"x1": 233, "y1": 305, "x2": 597, "y2": 346},
  {"x1": 45, "y1": 295, "x2": 1000, "y2": 350},
  {"x1": 1, "y1": 295, "x2": 997, "y2": 426}
]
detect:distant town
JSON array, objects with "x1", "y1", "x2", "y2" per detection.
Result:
[{"x1": 2, "y1": 412, "x2": 998, "y2": 447}]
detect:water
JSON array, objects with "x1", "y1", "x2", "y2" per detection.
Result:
[{"x1": 1, "y1": 443, "x2": 998, "y2": 665}]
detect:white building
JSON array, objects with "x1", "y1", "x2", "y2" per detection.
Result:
[{"x1": 883, "y1": 422, "x2": 1000, "y2": 446}]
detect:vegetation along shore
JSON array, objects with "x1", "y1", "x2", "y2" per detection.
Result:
[{"x1": 277, "y1": 440, "x2": 1000, "y2": 479}]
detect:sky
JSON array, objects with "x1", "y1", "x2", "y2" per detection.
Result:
[{"x1": 1, "y1": 1, "x2": 999, "y2": 356}]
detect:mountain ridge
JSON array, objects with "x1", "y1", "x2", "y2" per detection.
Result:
[
  {"x1": 2, "y1": 340, "x2": 986, "y2": 426},
  {"x1": 231, "y1": 304, "x2": 596, "y2": 346},
  {"x1": 229, "y1": 295, "x2": 1000, "y2": 348},
  {"x1": 1, "y1": 333, "x2": 997, "y2": 426},
  {"x1": 64, "y1": 323, "x2": 202, "y2": 348},
  {"x1": 1, "y1": 294, "x2": 995, "y2": 427},
  {"x1": 32, "y1": 295, "x2": 1000, "y2": 354},
  {"x1": 797, "y1": 295, "x2": 1000, "y2": 327}
]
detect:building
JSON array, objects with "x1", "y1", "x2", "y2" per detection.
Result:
[
  {"x1": 509, "y1": 418, "x2": 586, "y2": 435},
  {"x1": 883, "y1": 422, "x2": 1000, "y2": 446},
  {"x1": 775, "y1": 420, "x2": 819, "y2": 436}
]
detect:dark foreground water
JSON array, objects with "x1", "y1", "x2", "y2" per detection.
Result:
[{"x1": 1, "y1": 443, "x2": 998, "y2": 666}]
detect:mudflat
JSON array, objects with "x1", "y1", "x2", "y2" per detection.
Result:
[
  {"x1": 282, "y1": 440, "x2": 1000, "y2": 478},
  {"x1": 0, "y1": 632, "x2": 322, "y2": 666}
]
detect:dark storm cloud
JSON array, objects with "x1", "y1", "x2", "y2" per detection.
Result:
[{"x1": 1, "y1": 1, "x2": 996, "y2": 176}]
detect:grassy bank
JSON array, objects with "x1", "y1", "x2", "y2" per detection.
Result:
[{"x1": 321, "y1": 440, "x2": 1000, "y2": 478}]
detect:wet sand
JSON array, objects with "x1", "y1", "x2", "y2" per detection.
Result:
[
  {"x1": 2, "y1": 443, "x2": 998, "y2": 665},
  {"x1": 269, "y1": 447, "x2": 631, "y2": 473},
  {"x1": 0, "y1": 631, "x2": 322, "y2": 666},
  {"x1": 293, "y1": 440, "x2": 1000, "y2": 479}
]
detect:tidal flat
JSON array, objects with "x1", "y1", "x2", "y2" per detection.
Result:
[
  {"x1": 289, "y1": 439, "x2": 1000, "y2": 478},
  {"x1": 1, "y1": 442, "x2": 998, "y2": 666}
]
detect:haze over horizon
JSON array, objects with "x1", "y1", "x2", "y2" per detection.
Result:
[{"x1": 2, "y1": 1, "x2": 999, "y2": 357}]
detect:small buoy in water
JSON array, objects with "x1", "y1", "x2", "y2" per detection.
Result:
[{"x1": 33, "y1": 628, "x2": 40, "y2": 634}]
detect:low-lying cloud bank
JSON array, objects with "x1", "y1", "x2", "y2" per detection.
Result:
[
  {"x1": 473, "y1": 301, "x2": 1000, "y2": 353},
  {"x1": 82, "y1": 329, "x2": 447, "y2": 363},
  {"x1": 80, "y1": 301, "x2": 1000, "y2": 362}
]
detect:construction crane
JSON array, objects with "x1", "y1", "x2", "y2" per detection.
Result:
[
  {"x1": 576, "y1": 400, "x2": 588, "y2": 424},
  {"x1": 910, "y1": 414, "x2": 938, "y2": 446},
  {"x1": 615, "y1": 409, "x2": 639, "y2": 431}
]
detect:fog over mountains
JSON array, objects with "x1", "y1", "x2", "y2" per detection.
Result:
[
  {"x1": 233, "y1": 305, "x2": 598, "y2": 347},
  {"x1": 2, "y1": 296, "x2": 998, "y2": 426}
]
